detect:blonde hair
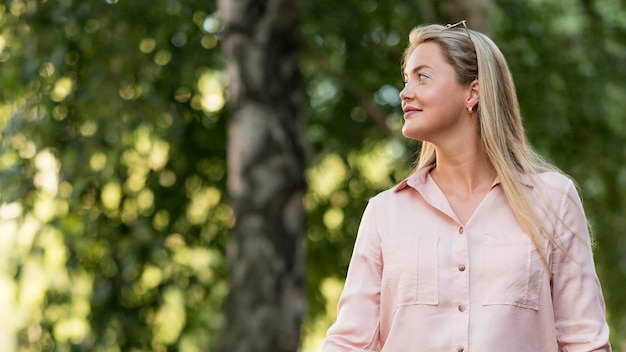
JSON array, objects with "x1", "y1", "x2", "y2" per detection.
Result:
[{"x1": 402, "y1": 24, "x2": 564, "y2": 262}]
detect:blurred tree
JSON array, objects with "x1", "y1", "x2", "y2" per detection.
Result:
[
  {"x1": 0, "y1": 0, "x2": 229, "y2": 350},
  {"x1": 218, "y1": 0, "x2": 307, "y2": 351}
]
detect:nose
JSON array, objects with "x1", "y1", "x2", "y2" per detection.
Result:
[{"x1": 399, "y1": 85, "x2": 413, "y2": 101}]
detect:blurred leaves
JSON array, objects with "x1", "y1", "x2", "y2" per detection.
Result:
[{"x1": 1, "y1": 0, "x2": 227, "y2": 350}]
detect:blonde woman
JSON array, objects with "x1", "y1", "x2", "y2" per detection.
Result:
[{"x1": 322, "y1": 22, "x2": 611, "y2": 351}]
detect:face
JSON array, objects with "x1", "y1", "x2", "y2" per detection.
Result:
[{"x1": 400, "y1": 42, "x2": 474, "y2": 143}]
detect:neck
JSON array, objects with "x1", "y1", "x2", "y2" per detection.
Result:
[{"x1": 430, "y1": 146, "x2": 496, "y2": 197}]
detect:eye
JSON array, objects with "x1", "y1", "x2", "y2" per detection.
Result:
[{"x1": 418, "y1": 73, "x2": 429, "y2": 81}]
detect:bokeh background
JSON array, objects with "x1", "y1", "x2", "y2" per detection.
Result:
[{"x1": 0, "y1": 0, "x2": 624, "y2": 351}]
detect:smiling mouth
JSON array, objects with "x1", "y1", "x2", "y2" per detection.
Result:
[{"x1": 403, "y1": 107, "x2": 422, "y2": 116}]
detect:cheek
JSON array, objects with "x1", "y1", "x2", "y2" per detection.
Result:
[
  {"x1": 416, "y1": 87, "x2": 444, "y2": 106},
  {"x1": 427, "y1": 89, "x2": 465, "y2": 115}
]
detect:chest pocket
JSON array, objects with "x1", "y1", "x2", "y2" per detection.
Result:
[
  {"x1": 475, "y1": 233, "x2": 545, "y2": 311},
  {"x1": 385, "y1": 235, "x2": 439, "y2": 308}
]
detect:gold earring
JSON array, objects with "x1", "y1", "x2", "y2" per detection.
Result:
[{"x1": 467, "y1": 106, "x2": 473, "y2": 113}]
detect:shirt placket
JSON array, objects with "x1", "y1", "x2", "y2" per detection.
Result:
[{"x1": 450, "y1": 223, "x2": 470, "y2": 352}]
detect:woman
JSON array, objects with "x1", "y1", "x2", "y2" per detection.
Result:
[{"x1": 322, "y1": 21, "x2": 611, "y2": 351}]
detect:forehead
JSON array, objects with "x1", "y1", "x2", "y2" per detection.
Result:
[{"x1": 404, "y1": 42, "x2": 448, "y2": 73}]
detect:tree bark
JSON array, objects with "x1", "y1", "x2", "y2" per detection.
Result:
[{"x1": 219, "y1": 0, "x2": 307, "y2": 351}]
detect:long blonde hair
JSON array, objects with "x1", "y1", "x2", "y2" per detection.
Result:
[{"x1": 402, "y1": 24, "x2": 564, "y2": 261}]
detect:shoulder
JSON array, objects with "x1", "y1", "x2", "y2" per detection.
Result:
[
  {"x1": 365, "y1": 177, "x2": 417, "y2": 210},
  {"x1": 527, "y1": 170, "x2": 577, "y2": 194},
  {"x1": 368, "y1": 184, "x2": 402, "y2": 206},
  {"x1": 524, "y1": 171, "x2": 583, "y2": 209}
]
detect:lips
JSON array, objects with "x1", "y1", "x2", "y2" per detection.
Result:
[{"x1": 403, "y1": 105, "x2": 421, "y2": 117}]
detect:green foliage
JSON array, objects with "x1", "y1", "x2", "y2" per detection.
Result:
[{"x1": 0, "y1": 0, "x2": 228, "y2": 350}]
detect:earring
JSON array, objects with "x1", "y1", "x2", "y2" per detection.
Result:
[{"x1": 467, "y1": 106, "x2": 473, "y2": 113}]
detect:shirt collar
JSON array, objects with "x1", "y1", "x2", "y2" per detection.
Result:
[
  {"x1": 393, "y1": 166, "x2": 432, "y2": 193},
  {"x1": 393, "y1": 166, "x2": 534, "y2": 193}
]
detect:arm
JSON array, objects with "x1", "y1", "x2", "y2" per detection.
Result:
[
  {"x1": 551, "y1": 181, "x2": 612, "y2": 352},
  {"x1": 322, "y1": 198, "x2": 383, "y2": 352}
]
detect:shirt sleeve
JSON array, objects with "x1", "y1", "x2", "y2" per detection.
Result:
[
  {"x1": 322, "y1": 197, "x2": 383, "y2": 352},
  {"x1": 551, "y1": 180, "x2": 612, "y2": 352}
]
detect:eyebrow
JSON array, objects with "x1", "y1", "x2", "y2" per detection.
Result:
[{"x1": 403, "y1": 64, "x2": 432, "y2": 79}]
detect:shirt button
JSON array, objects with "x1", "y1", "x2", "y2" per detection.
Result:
[
  {"x1": 457, "y1": 346, "x2": 465, "y2": 352},
  {"x1": 458, "y1": 264, "x2": 466, "y2": 271},
  {"x1": 458, "y1": 226, "x2": 464, "y2": 234},
  {"x1": 458, "y1": 304, "x2": 466, "y2": 312}
]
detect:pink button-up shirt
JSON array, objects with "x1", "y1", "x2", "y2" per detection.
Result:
[{"x1": 322, "y1": 167, "x2": 611, "y2": 351}]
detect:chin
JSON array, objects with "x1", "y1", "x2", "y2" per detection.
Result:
[{"x1": 401, "y1": 127, "x2": 422, "y2": 141}]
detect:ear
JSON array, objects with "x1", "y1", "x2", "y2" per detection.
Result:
[{"x1": 466, "y1": 79, "x2": 479, "y2": 110}]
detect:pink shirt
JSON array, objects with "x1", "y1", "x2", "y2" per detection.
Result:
[{"x1": 322, "y1": 167, "x2": 611, "y2": 351}]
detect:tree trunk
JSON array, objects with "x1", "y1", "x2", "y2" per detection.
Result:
[{"x1": 218, "y1": 0, "x2": 307, "y2": 351}]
